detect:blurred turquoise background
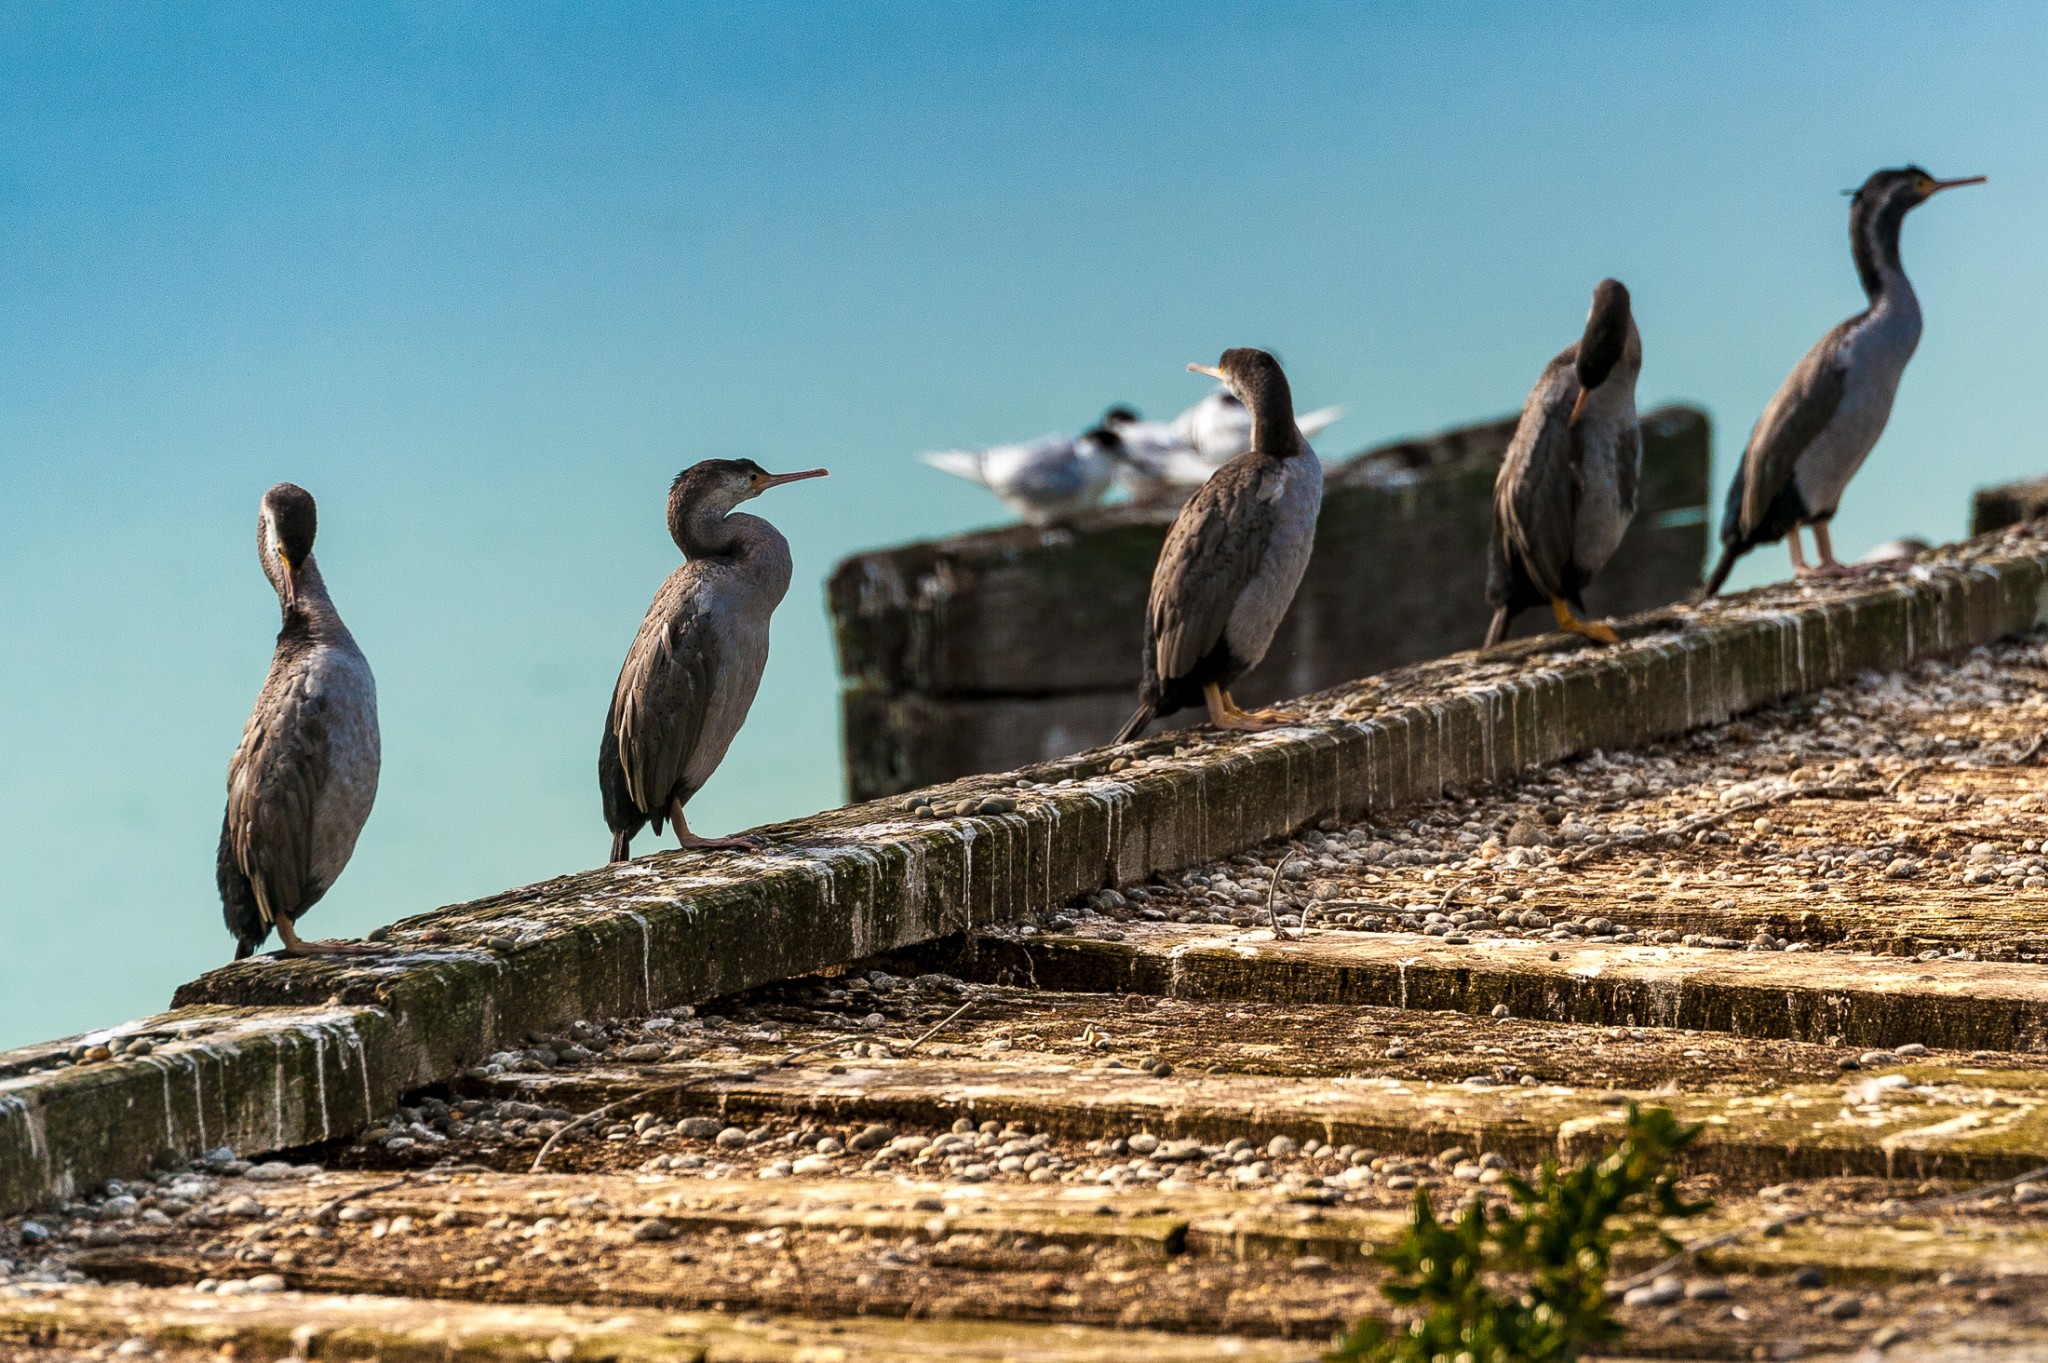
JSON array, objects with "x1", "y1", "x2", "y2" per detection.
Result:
[{"x1": 3, "y1": 2, "x2": 2044, "y2": 1046}]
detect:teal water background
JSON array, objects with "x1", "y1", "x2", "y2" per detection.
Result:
[{"x1": 5, "y1": 3, "x2": 2047, "y2": 1046}]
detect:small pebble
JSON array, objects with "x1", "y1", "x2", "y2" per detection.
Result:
[
  {"x1": 849, "y1": 1123, "x2": 896, "y2": 1152},
  {"x1": 1622, "y1": 1275, "x2": 1682, "y2": 1307}
]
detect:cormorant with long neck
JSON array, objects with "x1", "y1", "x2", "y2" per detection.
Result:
[
  {"x1": 1703, "y1": 166, "x2": 1983, "y2": 596},
  {"x1": 1115, "y1": 348, "x2": 1322, "y2": 741},
  {"x1": 601, "y1": 459, "x2": 827, "y2": 861},
  {"x1": 217, "y1": 483, "x2": 384, "y2": 959},
  {"x1": 1484, "y1": 278, "x2": 1643, "y2": 647}
]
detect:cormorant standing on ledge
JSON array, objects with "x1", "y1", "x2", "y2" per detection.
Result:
[
  {"x1": 601, "y1": 459, "x2": 827, "y2": 861},
  {"x1": 1703, "y1": 166, "x2": 1983, "y2": 596},
  {"x1": 1484, "y1": 278, "x2": 1643, "y2": 647},
  {"x1": 217, "y1": 483, "x2": 384, "y2": 959},
  {"x1": 1115, "y1": 348, "x2": 1322, "y2": 741}
]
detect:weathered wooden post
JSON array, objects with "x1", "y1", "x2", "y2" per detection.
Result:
[{"x1": 829, "y1": 406, "x2": 1710, "y2": 800}]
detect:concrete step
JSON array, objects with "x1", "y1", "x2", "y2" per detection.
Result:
[
  {"x1": 1, "y1": 1281, "x2": 1310, "y2": 1362},
  {"x1": 79, "y1": 1167, "x2": 2048, "y2": 1285},
  {"x1": 930, "y1": 924, "x2": 2048, "y2": 1053},
  {"x1": 479, "y1": 1052, "x2": 2048, "y2": 1187}
]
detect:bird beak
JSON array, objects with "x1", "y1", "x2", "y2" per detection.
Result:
[
  {"x1": 1569, "y1": 389, "x2": 1591, "y2": 425},
  {"x1": 1928, "y1": 175, "x2": 1987, "y2": 194},
  {"x1": 278, "y1": 555, "x2": 298, "y2": 609},
  {"x1": 1186, "y1": 363, "x2": 1226, "y2": 381},
  {"x1": 754, "y1": 468, "x2": 830, "y2": 491}
]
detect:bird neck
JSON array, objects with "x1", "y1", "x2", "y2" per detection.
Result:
[
  {"x1": 1246, "y1": 386, "x2": 1302, "y2": 459},
  {"x1": 672, "y1": 503, "x2": 788, "y2": 567},
  {"x1": 280, "y1": 555, "x2": 349, "y2": 642},
  {"x1": 670, "y1": 497, "x2": 747, "y2": 559},
  {"x1": 1851, "y1": 197, "x2": 1914, "y2": 308}
]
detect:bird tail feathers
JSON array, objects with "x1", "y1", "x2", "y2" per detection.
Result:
[
  {"x1": 1114, "y1": 698, "x2": 1156, "y2": 746},
  {"x1": 1296, "y1": 405, "x2": 1346, "y2": 440},
  {"x1": 1698, "y1": 544, "x2": 1741, "y2": 602},
  {"x1": 918, "y1": 450, "x2": 989, "y2": 486}
]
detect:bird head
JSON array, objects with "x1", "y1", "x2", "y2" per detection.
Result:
[
  {"x1": 260, "y1": 482, "x2": 318, "y2": 610},
  {"x1": 1570, "y1": 278, "x2": 1635, "y2": 424},
  {"x1": 1100, "y1": 405, "x2": 1143, "y2": 431},
  {"x1": 669, "y1": 458, "x2": 828, "y2": 522},
  {"x1": 1852, "y1": 165, "x2": 1986, "y2": 213},
  {"x1": 1186, "y1": 348, "x2": 1293, "y2": 427}
]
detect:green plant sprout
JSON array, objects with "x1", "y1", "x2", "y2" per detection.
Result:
[{"x1": 1329, "y1": 1104, "x2": 1711, "y2": 1363}]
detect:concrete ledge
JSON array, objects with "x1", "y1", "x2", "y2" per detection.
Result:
[
  {"x1": 1, "y1": 1007, "x2": 402, "y2": 1211},
  {"x1": 8, "y1": 525, "x2": 2048, "y2": 1213}
]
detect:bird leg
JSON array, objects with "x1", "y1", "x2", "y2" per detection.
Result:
[
  {"x1": 1792, "y1": 525, "x2": 1852, "y2": 579},
  {"x1": 1202, "y1": 682, "x2": 1303, "y2": 731},
  {"x1": 1549, "y1": 597, "x2": 1620, "y2": 645},
  {"x1": 1810, "y1": 522, "x2": 1867, "y2": 575},
  {"x1": 668, "y1": 797, "x2": 766, "y2": 852},
  {"x1": 273, "y1": 913, "x2": 391, "y2": 957}
]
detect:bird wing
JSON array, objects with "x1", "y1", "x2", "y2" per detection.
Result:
[
  {"x1": 609, "y1": 572, "x2": 718, "y2": 819},
  {"x1": 1147, "y1": 456, "x2": 1284, "y2": 681},
  {"x1": 1738, "y1": 322, "x2": 1852, "y2": 533},
  {"x1": 224, "y1": 658, "x2": 333, "y2": 923},
  {"x1": 1494, "y1": 360, "x2": 1581, "y2": 602},
  {"x1": 998, "y1": 435, "x2": 1097, "y2": 503},
  {"x1": 1145, "y1": 446, "x2": 1223, "y2": 488}
]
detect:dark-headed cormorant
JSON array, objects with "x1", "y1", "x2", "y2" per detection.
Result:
[
  {"x1": 1115, "y1": 349, "x2": 1322, "y2": 741},
  {"x1": 1703, "y1": 167, "x2": 1983, "y2": 596},
  {"x1": 1484, "y1": 278, "x2": 1643, "y2": 647}
]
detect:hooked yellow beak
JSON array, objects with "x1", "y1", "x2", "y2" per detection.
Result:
[
  {"x1": 752, "y1": 467, "x2": 830, "y2": 491},
  {"x1": 276, "y1": 549, "x2": 298, "y2": 609},
  {"x1": 1186, "y1": 363, "x2": 1226, "y2": 381}
]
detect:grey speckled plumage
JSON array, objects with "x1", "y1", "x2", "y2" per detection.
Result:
[
  {"x1": 601, "y1": 459, "x2": 826, "y2": 862},
  {"x1": 1703, "y1": 166, "x2": 1983, "y2": 596},
  {"x1": 1116, "y1": 349, "x2": 1322, "y2": 742},
  {"x1": 217, "y1": 483, "x2": 381, "y2": 960},
  {"x1": 1485, "y1": 278, "x2": 1643, "y2": 647},
  {"x1": 918, "y1": 430, "x2": 1116, "y2": 525}
]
